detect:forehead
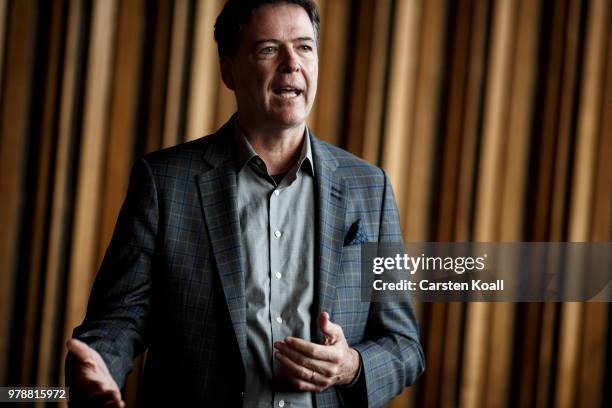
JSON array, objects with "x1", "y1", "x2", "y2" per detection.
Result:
[{"x1": 241, "y1": 3, "x2": 315, "y2": 42}]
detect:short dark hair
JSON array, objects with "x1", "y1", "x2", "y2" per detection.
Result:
[{"x1": 214, "y1": 0, "x2": 320, "y2": 58}]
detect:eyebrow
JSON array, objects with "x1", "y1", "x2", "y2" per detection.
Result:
[{"x1": 252, "y1": 37, "x2": 316, "y2": 48}]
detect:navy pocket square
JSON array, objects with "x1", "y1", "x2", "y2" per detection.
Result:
[{"x1": 344, "y1": 220, "x2": 368, "y2": 246}]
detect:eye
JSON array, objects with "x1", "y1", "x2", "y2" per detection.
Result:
[
  {"x1": 259, "y1": 46, "x2": 277, "y2": 54},
  {"x1": 299, "y1": 45, "x2": 313, "y2": 52}
]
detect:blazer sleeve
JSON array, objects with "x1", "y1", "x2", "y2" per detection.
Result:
[
  {"x1": 68, "y1": 157, "x2": 158, "y2": 389},
  {"x1": 348, "y1": 168, "x2": 425, "y2": 408}
]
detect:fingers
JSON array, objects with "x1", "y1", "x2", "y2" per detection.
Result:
[
  {"x1": 75, "y1": 375, "x2": 117, "y2": 397},
  {"x1": 67, "y1": 338, "x2": 123, "y2": 405},
  {"x1": 275, "y1": 317, "x2": 356, "y2": 391},
  {"x1": 279, "y1": 337, "x2": 339, "y2": 363},
  {"x1": 281, "y1": 377, "x2": 321, "y2": 392},
  {"x1": 274, "y1": 335, "x2": 348, "y2": 392},
  {"x1": 73, "y1": 388, "x2": 125, "y2": 408},
  {"x1": 89, "y1": 390, "x2": 125, "y2": 408},
  {"x1": 275, "y1": 351, "x2": 330, "y2": 388},
  {"x1": 274, "y1": 341, "x2": 337, "y2": 378},
  {"x1": 317, "y1": 312, "x2": 342, "y2": 344}
]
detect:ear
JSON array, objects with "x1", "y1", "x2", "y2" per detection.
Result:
[{"x1": 220, "y1": 56, "x2": 235, "y2": 91}]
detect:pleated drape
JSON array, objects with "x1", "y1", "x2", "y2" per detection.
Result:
[{"x1": 0, "y1": 1, "x2": 610, "y2": 407}]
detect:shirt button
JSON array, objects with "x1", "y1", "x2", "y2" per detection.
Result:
[
  {"x1": 274, "y1": 230, "x2": 282, "y2": 238},
  {"x1": 275, "y1": 272, "x2": 282, "y2": 279},
  {"x1": 276, "y1": 316, "x2": 283, "y2": 324},
  {"x1": 274, "y1": 190, "x2": 280, "y2": 196},
  {"x1": 279, "y1": 400, "x2": 285, "y2": 407}
]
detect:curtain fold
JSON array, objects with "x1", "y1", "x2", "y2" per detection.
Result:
[{"x1": 0, "y1": 0, "x2": 609, "y2": 407}]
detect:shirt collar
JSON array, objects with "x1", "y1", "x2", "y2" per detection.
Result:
[{"x1": 232, "y1": 120, "x2": 314, "y2": 177}]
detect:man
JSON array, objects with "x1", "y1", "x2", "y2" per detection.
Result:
[{"x1": 65, "y1": 1, "x2": 424, "y2": 407}]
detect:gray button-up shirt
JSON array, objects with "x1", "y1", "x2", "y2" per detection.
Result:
[{"x1": 234, "y1": 126, "x2": 315, "y2": 408}]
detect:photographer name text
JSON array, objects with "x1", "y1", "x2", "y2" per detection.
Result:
[{"x1": 372, "y1": 279, "x2": 504, "y2": 292}]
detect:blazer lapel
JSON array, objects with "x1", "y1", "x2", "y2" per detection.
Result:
[
  {"x1": 196, "y1": 123, "x2": 247, "y2": 368},
  {"x1": 311, "y1": 134, "x2": 347, "y2": 344}
]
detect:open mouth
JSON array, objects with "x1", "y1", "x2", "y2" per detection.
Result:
[{"x1": 273, "y1": 87, "x2": 302, "y2": 99}]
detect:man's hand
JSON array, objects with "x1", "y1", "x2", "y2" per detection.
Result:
[
  {"x1": 274, "y1": 312, "x2": 360, "y2": 392},
  {"x1": 66, "y1": 338, "x2": 125, "y2": 408}
]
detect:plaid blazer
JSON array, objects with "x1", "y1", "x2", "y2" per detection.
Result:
[{"x1": 70, "y1": 118, "x2": 424, "y2": 407}]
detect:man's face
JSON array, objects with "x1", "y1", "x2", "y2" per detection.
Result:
[{"x1": 221, "y1": 3, "x2": 318, "y2": 130}]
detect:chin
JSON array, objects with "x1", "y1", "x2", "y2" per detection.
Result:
[{"x1": 269, "y1": 111, "x2": 308, "y2": 129}]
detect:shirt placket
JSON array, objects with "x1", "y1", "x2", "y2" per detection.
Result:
[{"x1": 269, "y1": 182, "x2": 290, "y2": 408}]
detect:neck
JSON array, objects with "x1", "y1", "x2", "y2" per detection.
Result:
[{"x1": 237, "y1": 116, "x2": 306, "y2": 175}]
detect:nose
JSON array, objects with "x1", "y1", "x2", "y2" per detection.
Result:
[{"x1": 278, "y1": 46, "x2": 300, "y2": 73}]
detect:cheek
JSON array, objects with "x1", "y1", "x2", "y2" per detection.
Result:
[
  {"x1": 306, "y1": 63, "x2": 318, "y2": 91},
  {"x1": 253, "y1": 71, "x2": 275, "y2": 96},
  {"x1": 308, "y1": 71, "x2": 318, "y2": 98},
  {"x1": 237, "y1": 65, "x2": 269, "y2": 91}
]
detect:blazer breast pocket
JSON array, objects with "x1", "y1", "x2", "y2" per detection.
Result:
[{"x1": 343, "y1": 219, "x2": 368, "y2": 246}]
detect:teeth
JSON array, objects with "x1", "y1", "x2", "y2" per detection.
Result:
[{"x1": 274, "y1": 88, "x2": 300, "y2": 97}]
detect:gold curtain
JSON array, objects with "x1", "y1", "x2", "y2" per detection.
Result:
[{"x1": 0, "y1": 0, "x2": 610, "y2": 407}]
